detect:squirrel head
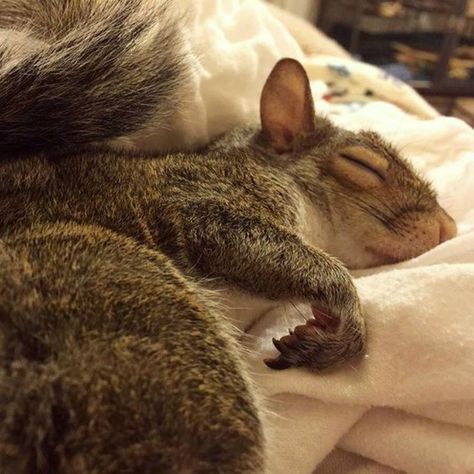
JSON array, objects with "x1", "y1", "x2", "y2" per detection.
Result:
[{"x1": 258, "y1": 58, "x2": 456, "y2": 269}]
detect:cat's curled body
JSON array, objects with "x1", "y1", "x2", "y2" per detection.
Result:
[{"x1": 0, "y1": 1, "x2": 457, "y2": 473}]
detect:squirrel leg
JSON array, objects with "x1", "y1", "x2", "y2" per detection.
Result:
[
  {"x1": 0, "y1": 224, "x2": 264, "y2": 473},
  {"x1": 180, "y1": 203, "x2": 366, "y2": 371}
]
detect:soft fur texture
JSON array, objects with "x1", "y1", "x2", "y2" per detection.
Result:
[
  {"x1": 0, "y1": 0, "x2": 189, "y2": 154},
  {"x1": 0, "y1": 224, "x2": 263, "y2": 473},
  {"x1": 0, "y1": 1, "x2": 457, "y2": 473}
]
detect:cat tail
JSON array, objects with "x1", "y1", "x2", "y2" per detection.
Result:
[{"x1": 0, "y1": 0, "x2": 190, "y2": 155}]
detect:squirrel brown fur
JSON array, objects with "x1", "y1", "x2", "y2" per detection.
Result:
[{"x1": 0, "y1": 1, "x2": 457, "y2": 473}]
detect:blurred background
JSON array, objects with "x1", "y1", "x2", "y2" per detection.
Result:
[{"x1": 267, "y1": 0, "x2": 474, "y2": 125}]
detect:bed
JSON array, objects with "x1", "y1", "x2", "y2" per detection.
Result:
[{"x1": 162, "y1": 1, "x2": 474, "y2": 472}]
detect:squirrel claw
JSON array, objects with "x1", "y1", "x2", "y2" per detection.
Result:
[
  {"x1": 266, "y1": 313, "x2": 342, "y2": 371},
  {"x1": 272, "y1": 337, "x2": 287, "y2": 353},
  {"x1": 280, "y1": 334, "x2": 300, "y2": 348},
  {"x1": 264, "y1": 356, "x2": 292, "y2": 370}
]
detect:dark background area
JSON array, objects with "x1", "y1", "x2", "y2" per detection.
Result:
[{"x1": 315, "y1": 0, "x2": 474, "y2": 124}]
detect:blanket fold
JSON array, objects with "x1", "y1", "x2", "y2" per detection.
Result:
[{"x1": 339, "y1": 408, "x2": 474, "y2": 473}]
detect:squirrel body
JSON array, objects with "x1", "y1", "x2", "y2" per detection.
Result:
[{"x1": 0, "y1": 1, "x2": 457, "y2": 472}]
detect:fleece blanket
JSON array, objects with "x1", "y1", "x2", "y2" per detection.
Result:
[{"x1": 160, "y1": 1, "x2": 474, "y2": 472}]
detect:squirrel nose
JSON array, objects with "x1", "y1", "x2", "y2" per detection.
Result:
[{"x1": 438, "y1": 210, "x2": 457, "y2": 244}]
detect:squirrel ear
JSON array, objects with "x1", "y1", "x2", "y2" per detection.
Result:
[{"x1": 260, "y1": 58, "x2": 316, "y2": 153}]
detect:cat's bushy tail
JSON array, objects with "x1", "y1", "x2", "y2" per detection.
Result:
[{"x1": 0, "y1": 0, "x2": 189, "y2": 155}]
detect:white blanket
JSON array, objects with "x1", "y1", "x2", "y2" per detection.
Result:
[{"x1": 168, "y1": 1, "x2": 474, "y2": 472}]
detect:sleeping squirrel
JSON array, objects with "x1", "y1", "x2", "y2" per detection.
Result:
[{"x1": 0, "y1": 0, "x2": 457, "y2": 472}]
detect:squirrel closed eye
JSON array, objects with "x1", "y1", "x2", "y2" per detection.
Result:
[{"x1": 333, "y1": 146, "x2": 388, "y2": 186}]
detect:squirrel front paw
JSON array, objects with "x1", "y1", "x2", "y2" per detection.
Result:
[{"x1": 264, "y1": 305, "x2": 366, "y2": 371}]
